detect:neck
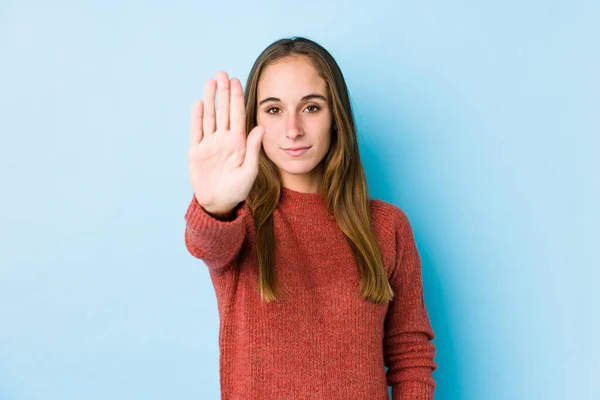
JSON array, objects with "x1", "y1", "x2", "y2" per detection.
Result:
[{"x1": 279, "y1": 165, "x2": 324, "y2": 194}]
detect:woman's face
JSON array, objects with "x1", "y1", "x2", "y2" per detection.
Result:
[{"x1": 256, "y1": 56, "x2": 332, "y2": 193}]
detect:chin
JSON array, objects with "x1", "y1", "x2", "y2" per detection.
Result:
[{"x1": 277, "y1": 161, "x2": 317, "y2": 175}]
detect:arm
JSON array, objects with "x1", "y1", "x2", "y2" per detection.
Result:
[
  {"x1": 384, "y1": 210, "x2": 438, "y2": 400},
  {"x1": 184, "y1": 194, "x2": 249, "y2": 271}
]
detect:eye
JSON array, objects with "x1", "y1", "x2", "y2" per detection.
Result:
[
  {"x1": 265, "y1": 106, "x2": 280, "y2": 114},
  {"x1": 306, "y1": 104, "x2": 321, "y2": 113}
]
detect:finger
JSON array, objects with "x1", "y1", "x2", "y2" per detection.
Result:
[
  {"x1": 229, "y1": 78, "x2": 245, "y2": 137},
  {"x1": 242, "y1": 125, "x2": 266, "y2": 173},
  {"x1": 216, "y1": 71, "x2": 230, "y2": 132},
  {"x1": 203, "y1": 78, "x2": 216, "y2": 135},
  {"x1": 190, "y1": 99, "x2": 204, "y2": 146}
]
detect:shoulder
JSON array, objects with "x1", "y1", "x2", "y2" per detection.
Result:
[
  {"x1": 368, "y1": 198, "x2": 423, "y2": 281},
  {"x1": 367, "y1": 198, "x2": 417, "y2": 271},
  {"x1": 368, "y1": 198, "x2": 412, "y2": 236}
]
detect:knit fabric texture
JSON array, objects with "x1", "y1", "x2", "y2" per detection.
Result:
[{"x1": 184, "y1": 186, "x2": 437, "y2": 400}]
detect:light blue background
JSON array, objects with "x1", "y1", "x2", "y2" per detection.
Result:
[{"x1": 1, "y1": 1, "x2": 598, "y2": 399}]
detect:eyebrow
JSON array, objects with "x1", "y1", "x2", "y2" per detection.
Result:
[{"x1": 258, "y1": 94, "x2": 327, "y2": 106}]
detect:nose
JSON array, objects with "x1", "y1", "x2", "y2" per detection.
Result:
[{"x1": 285, "y1": 113, "x2": 304, "y2": 139}]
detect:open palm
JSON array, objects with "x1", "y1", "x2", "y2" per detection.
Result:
[{"x1": 188, "y1": 71, "x2": 265, "y2": 213}]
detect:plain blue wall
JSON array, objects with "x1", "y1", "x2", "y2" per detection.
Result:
[{"x1": 1, "y1": 1, "x2": 598, "y2": 399}]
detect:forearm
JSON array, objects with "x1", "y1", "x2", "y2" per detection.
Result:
[{"x1": 184, "y1": 194, "x2": 248, "y2": 270}]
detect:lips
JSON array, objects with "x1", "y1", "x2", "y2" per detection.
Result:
[
  {"x1": 284, "y1": 146, "x2": 310, "y2": 151},
  {"x1": 283, "y1": 146, "x2": 311, "y2": 156}
]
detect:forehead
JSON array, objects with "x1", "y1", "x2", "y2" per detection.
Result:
[{"x1": 257, "y1": 56, "x2": 327, "y2": 99}]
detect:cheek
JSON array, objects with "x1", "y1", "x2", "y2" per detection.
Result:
[
  {"x1": 260, "y1": 132, "x2": 280, "y2": 159},
  {"x1": 308, "y1": 119, "x2": 332, "y2": 143},
  {"x1": 258, "y1": 120, "x2": 283, "y2": 144},
  {"x1": 307, "y1": 111, "x2": 331, "y2": 132},
  {"x1": 262, "y1": 119, "x2": 285, "y2": 135}
]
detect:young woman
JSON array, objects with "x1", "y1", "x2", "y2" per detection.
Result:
[{"x1": 185, "y1": 36, "x2": 437, "y2": 400}]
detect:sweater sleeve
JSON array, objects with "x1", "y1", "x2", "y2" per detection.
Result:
[
  {"x1": 384, "y1": 210, "x2": 438, "y2": 400},
  {"x1": 184, "y1": 194, "x2": 249, "y2": 271}
]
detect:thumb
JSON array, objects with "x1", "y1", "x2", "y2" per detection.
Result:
[{"x1": 243, "y1": 125, "x2": 266, "y2": 172}]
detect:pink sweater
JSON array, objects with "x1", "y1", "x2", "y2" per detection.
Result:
[{"x1": 184, "y1": 186, "x2": 437, "y2": 399}]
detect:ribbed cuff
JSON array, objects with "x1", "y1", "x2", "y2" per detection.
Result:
[
  {"x1": 184, "y1": 194, "x2": 247, "y2": 229},
  {"x1": 391, "y1": 381, "x2": 435, "y2": 400}
]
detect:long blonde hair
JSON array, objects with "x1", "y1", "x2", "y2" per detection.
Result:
[{"x1": 244, "y1": 37, "x2": 394, "y2": 304}]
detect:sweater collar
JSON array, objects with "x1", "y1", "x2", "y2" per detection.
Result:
[{"x1": 277, "y1": 186, "x2": 333, "y2": 217}]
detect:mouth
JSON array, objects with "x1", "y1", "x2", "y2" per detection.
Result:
[{"x1": 283, "y1": 146, "x2": 311, "y2": 156}]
